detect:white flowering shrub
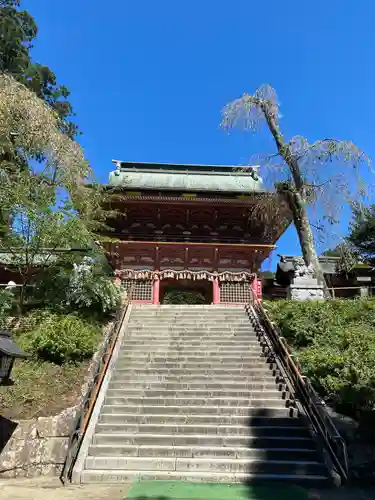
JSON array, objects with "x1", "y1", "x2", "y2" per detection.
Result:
[{"x1": 66, "y1": 258, "x2": 122, "y2": 314}]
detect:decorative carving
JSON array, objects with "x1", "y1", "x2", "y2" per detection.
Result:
[
  {"x1": 292, "y1": 257, "x2": 316, "y2": 279},
  {"x1": 115, "y1": 268, "x2": 255, "y2": 282}
]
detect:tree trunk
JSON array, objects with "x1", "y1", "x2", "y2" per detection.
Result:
[
  {"x1": 287, "y1": 190, "x2": 330, "y2": 295},
  {"x1": 261, "y1": 103, "x2": 329, "y2": 295},
  {"x1": 19, "y1": 283, "x2": 25, "y2": 315}
]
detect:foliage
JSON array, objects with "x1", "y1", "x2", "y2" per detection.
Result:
[
  {"x1": 0, "y1": 172, "x2": 97, "y2": 307},
  {"x1": 321, "y1": 242, "x2": 358, "y2": 274},
  {"x1": 19, "y1": 311, "x2": 100, "y2": 364},
  {"x1": 0, "y1": 288, "x2": 13, "y2": 326},
  {"x1": 348, "y1": 203, "x2": 375, "y2": 266},
  {"x1": 66, "y1": 257, "x2": 122, "y2": 314},
  {"x1": 0, "y1": 0, "x2": 78, "y2": 138},
  {"x1": 221, "y1": 84, "x2": 371, "y2": 285},
  {"x1": 264, "y1": 299, "x2": 375, "y2": 417},
  {"x1": 259, "y1": 271, "x2": 275, "y2": 280},
  {"x1": 163, "y1": 289, "x2": 206, "y2": 305},
  {"x1": 0, "y1": 73, "x2": 88, "y2": 187}
]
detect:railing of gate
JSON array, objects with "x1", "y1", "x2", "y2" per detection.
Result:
[
  {"x1": 60, "y1": 292, "x2": 132, "y2": 484},
  {"x1": 246, "y1": 293, "x2": 349, "y2": 483}
]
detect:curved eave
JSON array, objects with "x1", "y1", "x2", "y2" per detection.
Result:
[{"x1": 108, "y1": 168, "x2": 264, "y2": 193}]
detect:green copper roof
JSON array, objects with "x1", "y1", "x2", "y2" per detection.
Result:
[{"x1": 108, "y1": 161, "x2": 264, "y2": 193}]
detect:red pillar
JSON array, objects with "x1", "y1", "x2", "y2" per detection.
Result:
[
  {"x1": 251, "y1": 277, "x2": 258, "y2": 300},
  {"x1": 257, "y1": 278, "x2": 262, "y2": 300},
  {"x1": 153, "y1": 278, "x2": 160, "y2": 304},
  {"x1": 213, "y1": 278, "x2": 220, "y2": 304}
]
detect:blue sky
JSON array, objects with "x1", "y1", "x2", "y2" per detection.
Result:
[{"x1": 24, "y1": 0, "x2": 375, "y2": 270}]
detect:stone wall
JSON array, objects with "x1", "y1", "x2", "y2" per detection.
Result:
[{"x1": 0, "y1": 321, "x2": 114, "y2": 478}]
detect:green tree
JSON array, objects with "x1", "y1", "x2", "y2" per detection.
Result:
[
  {"x1": 221, "y1": 85, "x2": 371, "y2": 288},
  {"x1": 0, "y1": 0, "x2": 78, "y2": 137},
  {"x1": 348, "y1": 203, "x2": 375, "y2": 266},
  {"x1": 0, "y1": 171, "x2": 94, "y2": 309}
]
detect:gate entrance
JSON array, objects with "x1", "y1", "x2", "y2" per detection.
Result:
[{"x1": 160, "y1": 279, "x2": 212, "y2": 304}]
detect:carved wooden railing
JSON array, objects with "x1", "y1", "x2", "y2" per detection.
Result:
[
  {"x1": 60, "y1": 293, "x2": 131, "y2": 484},
  {"x1": 246, "y1": 294, "x2": 349, "y2": 483}
]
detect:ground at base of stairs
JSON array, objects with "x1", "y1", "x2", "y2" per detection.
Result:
[{"x1": 125, "y1": 480, "x2": 309, "y2": 500}]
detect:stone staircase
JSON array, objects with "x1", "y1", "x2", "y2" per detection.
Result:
[{"x1": 76, "y1": 304, "x2": 331, "y2": 484}]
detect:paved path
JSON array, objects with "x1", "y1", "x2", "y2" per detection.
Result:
[
  {"x1": 0, "y1": 478, "x2": 129, "y2": 500},
  {"x1": 0, "y1": 477, "x2": 374, "y2": 500}
]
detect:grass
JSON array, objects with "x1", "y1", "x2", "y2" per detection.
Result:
[{"x1": 0, "y1": 358, "x2": 89, "y2": 420}]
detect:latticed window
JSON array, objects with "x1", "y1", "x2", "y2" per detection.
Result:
[
  {"x1": 122, "y1": 279, "x2": 153, "y2": 301},
  {"x1": 220, "y1": 281, "x2": 251, "y2": 303}
]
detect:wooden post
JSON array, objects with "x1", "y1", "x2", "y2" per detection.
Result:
[
  {"x1": 152, "y1": 278, "x2": 160, "y2": 305},
  {"x1": 251, "y1": 277, "x2": 258, "y2": 300},
  {"x1": 213, "y1": 277, "x2": 220, "y2": 304}
]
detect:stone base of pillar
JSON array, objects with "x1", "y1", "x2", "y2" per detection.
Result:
[{"x1": 288, "y1": 278, "x2": 324, "y2": 301}]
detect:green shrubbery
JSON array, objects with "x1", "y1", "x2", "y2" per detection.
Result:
[
  {"x1": 0, "y1": 289, "x2": 13, "y2": 327},
  {"x1": 33, "y1": 258, "x2": 122, "y2": 316},
  {"x1": 164, "y1": 289, "x2": 206, "y2": 305},
  {"x1": 18, "y1": 311, "x2": 100, "y2": 364},
  {"x1": 264, "y1": 299, "x2": 375, "y2": 418}
]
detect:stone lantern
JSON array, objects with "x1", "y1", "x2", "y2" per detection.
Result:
[{"x1": 0, "y1": 330, "x2": 30, "y2": 383}]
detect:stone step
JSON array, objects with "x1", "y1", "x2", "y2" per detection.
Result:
[
  {"x1": 125, "y1": 329, "x2": 255, "y2": 335},
  {"x1": 121, "y1": 336, "x2": 261, "y2": 348},
  {"x1": 114, "y1": 361, "x2": 272, "y2": 371},
  {"x1": 117, "y1": 347, "x2": 263, "y2": 354},
  {"x1": 110, "y1": 373, "x2": 279, "y2": 383},
  {"x1": 124, "y1": 335, "x2": 258, "y2": 342},
  {"x1": 127, "y1": 326, "x2": 255, "y2": 334},
  {"x1": 105, "y1": 388, "x2": 285, "y2": 399},
  {"x1": 88, "y1": 444, "x2": 319, "y2": 461},
  {"x1": 98, "y1": 413, "x2": 303, "y2": 427},
  {"x1": 127, "y1": 321, "x2": 251, "y2": 326},
  {"x1": 116, "y1": 354, "x2": 268, "y2": 362},
  {"x1": 94, "y1": 423, "x2": 308, "y2": 438},
  {"x1": 130, "y1": 308, "x2": 247, "y2": 313},
  {"x1": 80, "y1": 469, "x2": 330, "y2": 485},
  {"x1": 112, "y1": 367, "x2": 278, "y2": 377},
  {"x1": 107, "y1": 381, "x2": 280, "y2": 391},
  {"x1": 128, "y1": 316, "x2": 249, "y2": 321},
  {"x1": 129, "y1": 310, "x2": 247, "y2": 314},
  {"x1": 85, "y1": 455, "x2": 326, "y2": 476},
  {"x1": 100, "y1": 404, "x2": 296, "y2": 417},
  {"x1": 92, "y1": 433, "x2": 313, "y2": 449},
  {"x1": 103, "y1": 396, "x2": 289, "y2": 408}
]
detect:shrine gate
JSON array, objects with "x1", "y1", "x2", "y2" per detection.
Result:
[{"x1": 101, "y1": 161, "x2": 291, "y2": 304}]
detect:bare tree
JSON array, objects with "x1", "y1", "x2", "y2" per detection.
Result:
[{"x1": 221, "y1": 84, "x2": 371, "y2": 287}]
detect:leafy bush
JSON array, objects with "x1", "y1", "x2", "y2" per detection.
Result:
[
  {"x1": 0, "y1": 289, "x2": 14, "y2": 327},
  {"x1": 164, "y1": 289, "x2": 206, "y2": 305},
  {"x1": 66, "y1": 258, "x2": 122, "y2": 314},
  {"x1": 31, "y1": 267, "x2": 71, "y2": 306},
  {"x1": 264, "y1": 299, "x2": 375, "y2": 418},
  {"x1": 20, "y1": 311, "x2": 100, "y2": 364}
]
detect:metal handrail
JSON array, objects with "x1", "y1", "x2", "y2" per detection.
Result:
[
  {"x1": 246, "y1": 293, "x2": 349, "y2": 483},
  {"x1": 60, "y1": 291, "x2": 132, "y2": 484}
]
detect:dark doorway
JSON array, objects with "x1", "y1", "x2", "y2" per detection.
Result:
[{"x1": 160, "y1": 279, "x2": 213, "y2": 304}]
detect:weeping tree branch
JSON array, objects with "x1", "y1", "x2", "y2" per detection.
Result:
[{"x1": 221, "y1": 84, "x2": 372, "y2": 292}]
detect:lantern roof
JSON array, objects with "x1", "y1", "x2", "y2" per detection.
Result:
[
  {"x1": 0, "y1": 331, "x2": 30, "y2": 359},
  {"x1": 109, "y1": 160, "x2": 264, "y2": 194}
]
